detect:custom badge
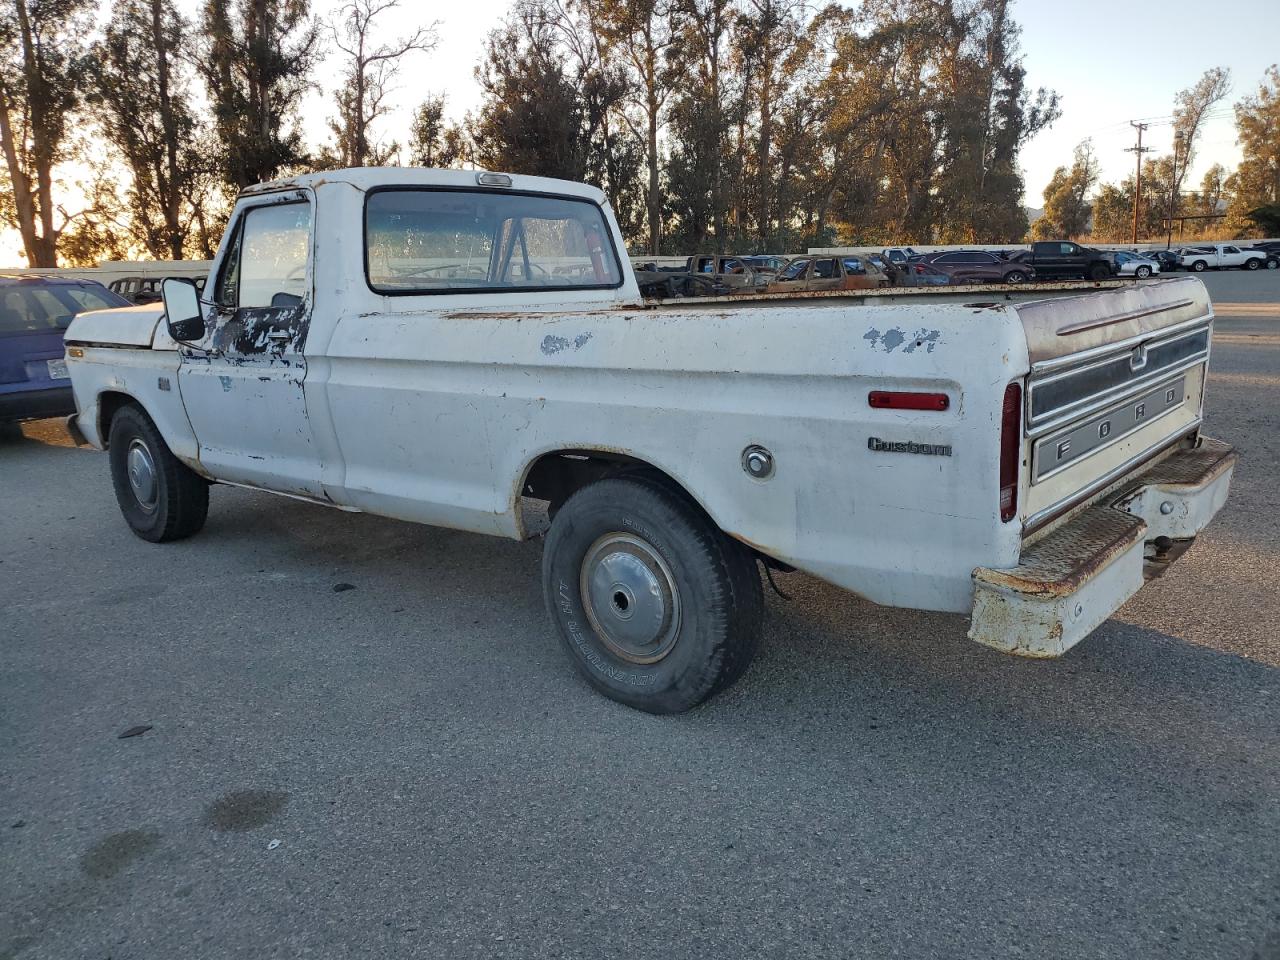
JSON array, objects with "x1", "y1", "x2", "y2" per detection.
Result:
[{"x1": 867, "y1": 437, "x2": 952, "y2": 457}]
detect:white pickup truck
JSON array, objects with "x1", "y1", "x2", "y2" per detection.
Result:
[
  {"x1": 64, "y1": 168, "x2": 1236, "y2": 713},
  {"x1": 1178, "y1": 243, "x2": 1268, "y2": 272}
]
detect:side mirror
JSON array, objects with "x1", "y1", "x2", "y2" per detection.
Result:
[{"x1": 163, "y1": 277, "x2": 205, "y2": 342}]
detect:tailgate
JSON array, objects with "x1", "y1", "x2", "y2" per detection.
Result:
[{"x1": 1013, "y1": 277, "x2": 1213, "y2": 532}]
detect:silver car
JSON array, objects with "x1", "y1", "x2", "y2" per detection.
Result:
[{"x1": 1112, "y1": 250, "x2": 1160, "y2": 278}]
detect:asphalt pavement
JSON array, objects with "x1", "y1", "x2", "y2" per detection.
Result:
[{"x1": 2, "y1": 270, "x2": 1279, "y2": 960}]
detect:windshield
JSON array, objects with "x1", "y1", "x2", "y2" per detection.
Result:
[
  {"x1": 365, "y1": 189, "x2": 623, "y2": 294},
  {"x1": 0, "y1": 283, "x2": 129, "y2": 336}
]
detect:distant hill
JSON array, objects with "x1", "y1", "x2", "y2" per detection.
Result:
[{"x1": 1025, "y1": 206, "x2": 1043, "y2": 224}]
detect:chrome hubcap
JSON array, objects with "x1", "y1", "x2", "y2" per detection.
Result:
[
  {"x1": 126, "y1": 439, "x2": 158, "y2": 511},
  {"x1": 580, "y1": 533, "x2": 681, "y2": 664}
]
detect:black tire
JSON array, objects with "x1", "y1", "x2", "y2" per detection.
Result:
[
  {"x1": 1087, "y1": 263, "x2": 1110, "y2": 281},
  {"x1": 1267, "y1": 258, "x2": 1279, "y2": 270},
  {"x1": 1245, "y1": 257, "x2": 1260, "y2": 270},
  {"x1": 1191, "y1": 260, "x2": 1207, "y2": 272},
  {"x1": 1002, "y1": 271, "x2": 1027, "y2": 284},
  {"x1": 541, "y1": 474, "x2": 763, "y2": 713},
  {"x1": 108, "y1": 403, "x2": 209, "y2": 542},
  {"x1": 1135, "y1": 265, "x2": 1152, "y2": 278}
]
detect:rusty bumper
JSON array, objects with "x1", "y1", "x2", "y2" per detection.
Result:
[{"x1": 969, "y1": 436, "x2": 1236, "y2": 658}]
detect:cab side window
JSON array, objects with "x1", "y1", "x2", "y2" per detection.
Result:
[
  {"x1": 216, "y1": 202, "x2": 312, "y2": 310},
  {"x1": 215, "y1": 223, "x2": 243, "y2": 308}
]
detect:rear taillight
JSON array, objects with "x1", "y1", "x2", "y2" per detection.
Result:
[
  {"x1": 868, "y1": 390, "x2": 950, "y2": 411},
  {"x1": 999, "y1": 382, "x2": 1022, "y2": 522}
]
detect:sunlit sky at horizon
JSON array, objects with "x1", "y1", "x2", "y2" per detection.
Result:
[{"x1": 3, "y1": 0, "x2": 1277, "y2": 264}]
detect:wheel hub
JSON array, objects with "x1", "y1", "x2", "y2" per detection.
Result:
[
  {"x1": 126, "y1": 439, "x2": 158, "y2": 512},
  {"x1": 580, "y1": 533, "x2": 681, "y2": 664}
]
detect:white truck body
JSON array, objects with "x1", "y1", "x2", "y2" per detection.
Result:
[
  {"x1": 1178, "y1": 244, "x2": 1267, "y2": 271},
  {"x1": 64, "y1": 168, "x2": 1235, "y2": 710}
]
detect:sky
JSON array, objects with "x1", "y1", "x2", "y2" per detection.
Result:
[{"x1": 4, "y1": 0, "x2": 1279, "y2": 264}]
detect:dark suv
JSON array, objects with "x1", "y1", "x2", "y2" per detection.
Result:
[
  {"x1": 0, "y1": 276, "x2": 129, "y2": 423},
  {"x1": 914, "y1": 250, "x2": 1034, "y2": 284}
]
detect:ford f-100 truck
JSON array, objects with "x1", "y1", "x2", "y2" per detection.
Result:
[
  {"x1": 1177, "y1": 243, "x2": 1269, "y2": 272},
  {"x1": 63, "y1": 168, "x2": 1236, "y2": 713}
]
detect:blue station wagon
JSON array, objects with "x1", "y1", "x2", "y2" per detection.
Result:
[{"x1": 0, "y1": 275, "x2": 130, "y2": 423}]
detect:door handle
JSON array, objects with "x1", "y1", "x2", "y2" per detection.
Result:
[{"x1": 266, "y1": 330, "x2": 290, "y2": 342}]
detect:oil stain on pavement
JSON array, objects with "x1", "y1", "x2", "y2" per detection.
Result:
[
  {"x1": 79, "y1": 830, "x2": 162, "y2": 880},
  {"x1": 203, "y1": 790, "x2": 289, "y2": 832}
]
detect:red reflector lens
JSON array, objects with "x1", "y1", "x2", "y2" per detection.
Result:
[
  {"x1": 999, "y1": 382, "x2": 1022, "y2": 523},
  {"x1": 868, "y1": 391, "x2": 950, "y2": 411}
]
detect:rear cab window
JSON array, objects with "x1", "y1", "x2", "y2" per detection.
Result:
[{"x1": 364, "y1": 189, "x2": 623, "y2": 295}]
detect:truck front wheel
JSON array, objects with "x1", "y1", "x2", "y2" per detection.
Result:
[
  {"x1": 1088, "y1": 263, "x2": 1110, "y2": 281},
  {"x1": 541, "y1": 474, "x2": 763, "y2": 713},
  {"x1": 108, "y1": 404, "x2": 209, "y2": 543}
]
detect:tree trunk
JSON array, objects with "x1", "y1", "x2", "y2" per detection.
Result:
[
  {"x1": 11, "y1": 0, "x2": 57, "y2": 265},
  {"x1": 152, "y1": 0, "x2": 185, "y2": 259},
  {"x1": 647, "y1": 91, "x2": 660, "y2": 255},
  {"x1": 0, "y1": 85, "x2": 42, "y2": 265}
]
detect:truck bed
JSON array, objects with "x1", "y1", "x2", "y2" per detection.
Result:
[{"x1": 642, "y1": 278, "x2": 1138, "y2": 308}]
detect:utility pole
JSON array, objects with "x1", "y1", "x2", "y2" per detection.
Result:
[
  {"x1": 1167, "y1": 132, "x2": 1182, "y2": 250},
  {"x1": 1126, "y1": 121, "x2": 1152, "y2": 244}
]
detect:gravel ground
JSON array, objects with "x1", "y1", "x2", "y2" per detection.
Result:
[{"x1": 2, "y1": 270, "x2": 1278, "y2": 960}]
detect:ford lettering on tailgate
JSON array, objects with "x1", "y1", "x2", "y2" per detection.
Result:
[{"x1": 1033, "y1": 376, "x2": 1186, "y2": 481}]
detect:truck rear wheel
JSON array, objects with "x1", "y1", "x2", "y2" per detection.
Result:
[
  {"x1": 541, "y1": 474, "x2": 763, "y2": 713},
  {"x1": 108, "y1": 404, "x2": 209, "y2": 543}
]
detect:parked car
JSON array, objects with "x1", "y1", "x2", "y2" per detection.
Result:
[
  {"x1": 1240, "y1": 245, "x2": 1280, "y2": 269},
  {"x1": 1110, "y1": 250, "x2": 1160, "y2": 278},
  {"x1": 1, "y1": 275, "x2": 129, "y2": 423},
  {"x1": 633, "y1": 254, "x2": 769, "y2": 298},
  {"x1": 898, "y1": 262, "x2": 954, "y2": 286},
  {"x1": 1250, "y1": 240, "x2": 1280, "y2": 253},
  {"x1": 765, "y1": 255, "x2": 889, "y2": 292},
  {"x1": 915, "y1": 250, "x2": 1034, "y2": 284},
  {"x1": 64, "y1": 167, "x2": 1235, "y2": 714},
  {"x1": 1009, "y1": 241, "x2": 1114, "y2": 281},
  {"x1": 1178, "y1": 243, "x2": 1269, "y2": 272},
  {"x1": 882, "y1": 247, "x2": 920, "y2": 266},
  {"x1": 108, "y1": 276, "x2": 163, "y2": 304},
  {"x1": 1147, "y1": 250, "x2": 1182, "y2": 273},
  {"x1": 742, "y1": 255, "x2": 787, "y2": 274}
]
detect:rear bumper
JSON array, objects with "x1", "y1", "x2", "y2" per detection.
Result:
[
  {"x1": 968, "y1": 436, "x2": 1235, "y2": 657},
  {"x1": 0, "y1": 385, "x2": 75, "y2": 423}
]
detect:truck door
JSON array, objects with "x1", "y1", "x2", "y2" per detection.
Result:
[
  {"x1": 1032, "y1": 242, "x2": 1064, "y2": 278},
  {"x1": 177, "y1": 192, "x2": 323, "y2": 498}
]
